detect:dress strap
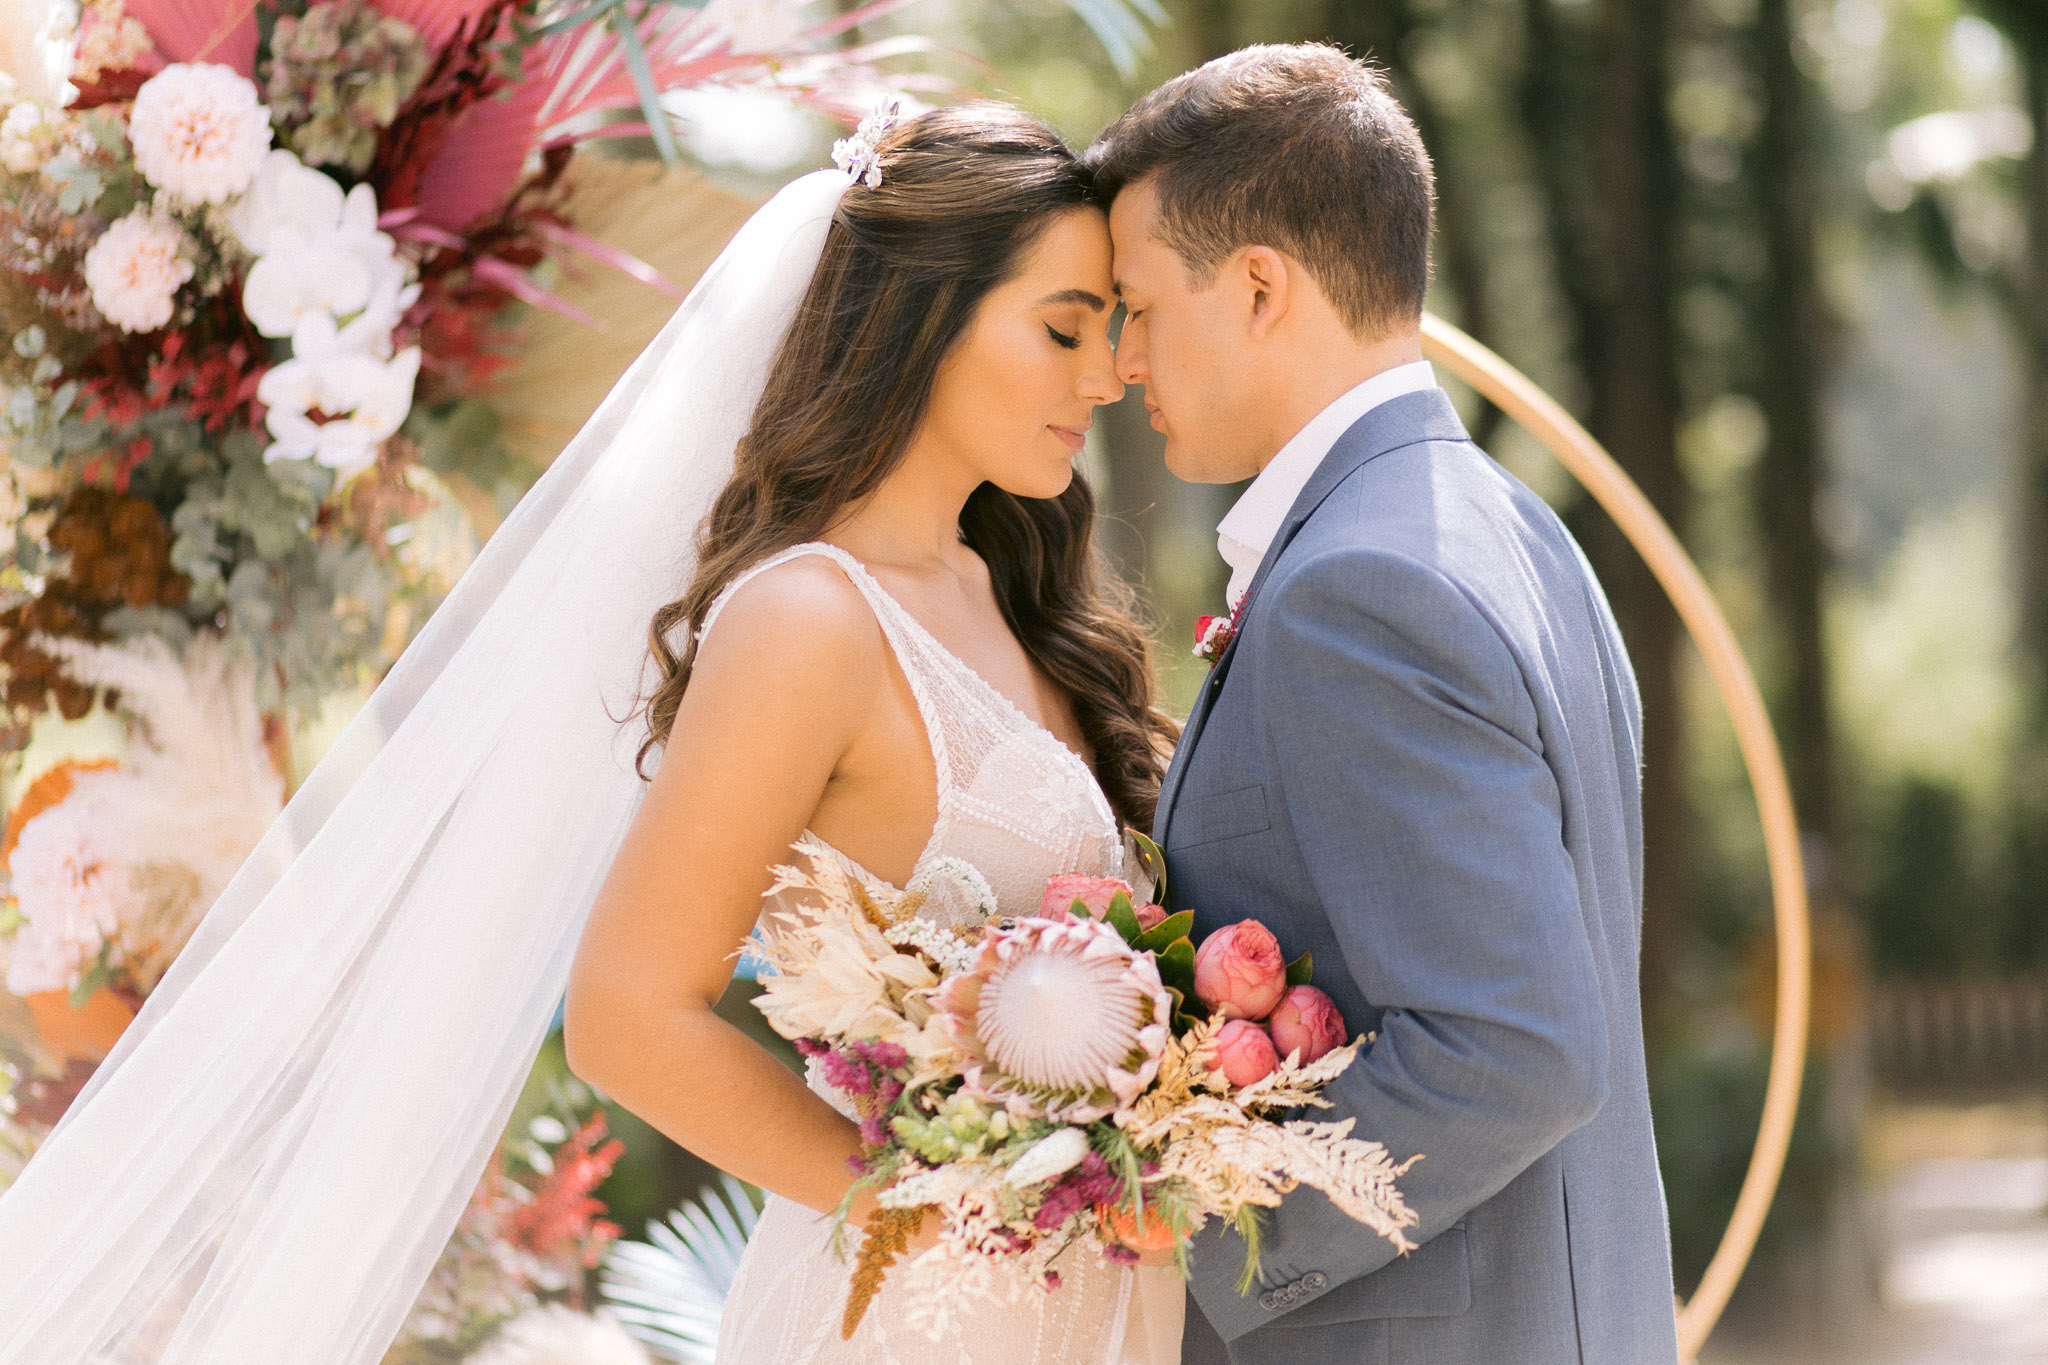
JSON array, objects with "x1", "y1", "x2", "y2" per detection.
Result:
[{"x1": 696, "y1": 542, "x2": 957, "y2": 795}]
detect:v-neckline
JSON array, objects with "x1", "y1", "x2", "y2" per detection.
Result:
[{"x1": 808, "y1": 541, "x2": 1092, "y2": 769}]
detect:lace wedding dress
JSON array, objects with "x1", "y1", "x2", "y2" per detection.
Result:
[{"x1": 699, "y1": 542, "x2": 1184, "y2": 1365}]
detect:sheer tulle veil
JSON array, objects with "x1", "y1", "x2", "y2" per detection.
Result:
[{"x1": 0, "y1": 168, "x2": 851, "y2": 1364}]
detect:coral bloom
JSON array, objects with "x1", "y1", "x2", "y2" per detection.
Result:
[
  {"x1": 1192, "y1": 920, "x2": 1287, "y2": 1021},
  {"x1": 1268, "y1": 985, "x2": 1347, "y2": 1065},
  {"x1": 1207, "y1": 1018, "x2": 1280, "y2": 1088}
]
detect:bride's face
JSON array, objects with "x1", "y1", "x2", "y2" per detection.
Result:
[{"x1": 913, "y1": 207, "x2": 1124, "y2": 500}]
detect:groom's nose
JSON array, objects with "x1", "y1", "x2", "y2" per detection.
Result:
[{"x1": 1114, "y1": 313, "x2": 1149, "y2": 387}]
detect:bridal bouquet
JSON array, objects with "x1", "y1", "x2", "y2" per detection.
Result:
[{"x1": 748, "y1": 832, "x2": 1421, "y2": 1339}]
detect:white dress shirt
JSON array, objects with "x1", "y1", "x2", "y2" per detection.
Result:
[{"x1": 1215, "y1": 359, "x2": 1442, "y2": 608}]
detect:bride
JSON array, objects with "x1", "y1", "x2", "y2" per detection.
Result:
[
  {"x1": 565, "y1": 102, "x2": 1184, "y2": 1364},
  {"x1": 0, "y1": 102, "x2": 1182, "y2": 1365}
]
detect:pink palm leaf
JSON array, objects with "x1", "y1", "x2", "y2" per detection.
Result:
[{"x1": 121, "y1": 0, "x2": 258, "y2": 76}]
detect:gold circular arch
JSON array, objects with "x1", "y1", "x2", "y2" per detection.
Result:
[{"x1": 1419, "y1": 313, "x2": 1812, "y2": 1362}]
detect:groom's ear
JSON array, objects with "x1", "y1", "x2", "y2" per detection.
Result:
[{"x1": 1241, "y1": 245, "x2": 1292, "y2": 339}]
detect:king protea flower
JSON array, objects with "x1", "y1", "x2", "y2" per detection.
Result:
[{"x1": 937, "y1": 916, "x2": 1172, "y2": 1123}]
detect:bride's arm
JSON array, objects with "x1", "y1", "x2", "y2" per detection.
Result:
[{"x1": 563, "y1": 561, "x2": 888, "y2": 1217}]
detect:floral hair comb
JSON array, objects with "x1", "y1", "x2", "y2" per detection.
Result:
[{"x1": 832, "y1": 98, "x2": 902, "y2": 188}]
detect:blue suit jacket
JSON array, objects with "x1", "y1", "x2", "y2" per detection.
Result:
[{"x1": 1156, "y1": 389, "x2": 1680, "y2": 1365}]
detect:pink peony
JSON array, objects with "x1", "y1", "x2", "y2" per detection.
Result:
[
  {"x1": 1267, "y1": 985, "x2": 1346, "y2": 1065},
  {"x1": 1207, "y1": 1018, "x2": 1279, "y2": 1087},
  {"x1": 1041, "y1": 874, "x2": 1131, "y2": 920},
  {"x1": 1041, "y1": 873, "x2": 1168, "y2": 931},
  {"x1": 1193, "y1": 920, "x2": 1287, "y2": 1021}
]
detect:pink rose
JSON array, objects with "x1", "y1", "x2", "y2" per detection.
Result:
[
  {"x1": 1207, "y1": 1018, "x2": 1279, "y2": 1087},
  {"x1": 1192, "y1": 920, "x2": 1287, "y2": 1020},
  {"x1": 1267, "y1": 985, "x2": 1346, "y2": 1064},
  {"x1": 1041, "y1": 874, "x2": 1167, "y2": 931},
  {"x1": 1041, "y1": 874, "x2": 1132, "y2": 920}
]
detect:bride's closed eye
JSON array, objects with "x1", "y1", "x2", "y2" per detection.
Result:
[{"x1": 1045, "y1": 323, "x2": 1081, "y2": 350}]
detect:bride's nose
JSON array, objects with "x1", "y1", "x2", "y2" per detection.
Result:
[{"x1": 1078, "y1": 340, "x2": 1124, "y2": 406}]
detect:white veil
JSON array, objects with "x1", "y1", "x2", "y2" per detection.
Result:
[{"x1": 0, "y1": 167, "x2": 850, "y2": 1364}]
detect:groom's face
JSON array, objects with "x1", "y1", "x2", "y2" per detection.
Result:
[{"x1": 1107, "y1": 179, "x2": 1262, "y2": 484}]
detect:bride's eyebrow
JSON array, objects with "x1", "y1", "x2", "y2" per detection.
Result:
[{"x1": 1036, "y1": 288, "x2": 1108, "y2": 311}]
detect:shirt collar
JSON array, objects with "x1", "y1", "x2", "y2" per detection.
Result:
[{"x1": 1215, "y1": 359, "x2": 1441, "y2": 606}]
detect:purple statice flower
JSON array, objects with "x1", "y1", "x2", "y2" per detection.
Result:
[
  {"x1": 860, "y1": 1114, "x2": 889, "y2": 1147},
  {"x1": 794, "y1": 1036, "x2": 830, "y2": 1058},
  {"x1": 1100, "y1": 1243, "x2": 1139, "y2": 1266},
  {"x1": 876, "y1": 1077, "x2": 904, "y2": 1107},
  {"x1": 1042, "y1": 1270, "x2": 1062, "y2": 1292},
  {"x1": 845, "y1": 1153, "x2": 869, "y2": 1175}
]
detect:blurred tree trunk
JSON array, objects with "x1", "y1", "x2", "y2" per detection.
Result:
[
  {"x1": 1522, "y1": 0, "x2": 1690, "y2": 1024},
  {"x1": 1753, "y1": 0, "x2": 1839, "y2": 863},
  {"x1": 2022, "y1": 37, "x2": 2048, "y2": 727},
  {"x1": 1323, "y1": 0, "x2": 1505, "y2": 447}
]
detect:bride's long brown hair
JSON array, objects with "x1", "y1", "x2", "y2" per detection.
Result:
[{"x1": 635, "y1": 103, "x2": 1179, "y2": 829}]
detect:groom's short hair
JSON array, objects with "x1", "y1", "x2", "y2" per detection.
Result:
[{"x1": 1084, "y1": 43, "x2": 1434, "y2": 337}]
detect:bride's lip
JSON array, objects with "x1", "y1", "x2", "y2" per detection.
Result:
[{"x1": 1049, "y1": 424, "x2": 1090, "y2": 452}]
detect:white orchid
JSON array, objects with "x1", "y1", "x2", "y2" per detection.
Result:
[
  {"x1": 255, "y1": 312, "x2": 420, "y2": 478},
  {"x1": 234, "y1": 149, "x2": 416, "y2": 350},
  {"x1": 127, "y1": 62, "x2": 273, "y2": 206},
  {"x1": 0, "y1": 0, "x2": 77, "y2": 109}
]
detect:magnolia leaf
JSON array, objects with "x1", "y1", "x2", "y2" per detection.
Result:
[
  {"x1": 1156, "y1": 937, "x2": 1197, "y2": 1000},
  {"x1": 1125, "y1": 827, "x2": 1168, "y2": 903},
  {"x1": 1104, "y1": 890, "x2": 1143, "y2": 944},
  {"x1": 1133, "y1": 910, "x2": 1193, "y2": 954}
]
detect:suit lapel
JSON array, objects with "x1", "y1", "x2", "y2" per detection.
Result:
[{"x1": 1154, "y1": 388, "x2": 1471, "y2": 846}]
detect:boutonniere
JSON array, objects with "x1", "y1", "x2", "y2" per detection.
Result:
[{"x1": 1193, "y1": 593, "x2": 1248, "y2": 666}]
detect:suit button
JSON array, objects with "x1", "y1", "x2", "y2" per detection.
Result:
[
  {"x1": 1303, "y1": 1271, "x2": 1326, "y2": 1290},
  {"x1": 1258, "y1": 1290, "x2": 1281, "y2": 1310}
]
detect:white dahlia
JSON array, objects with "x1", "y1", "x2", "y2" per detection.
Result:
[
  {"x1": 82, "y1": 208, "x2": 193, "y2": 332},
  {"x1": 4, "y1": 794, "x2": 129, "y2": 996},
  {"x1": 128, "y1": 61, "x2": 272, "y2": 205},
  {"x1": 936, "y1": 915, "x2": 1172, "y2": 1123}
]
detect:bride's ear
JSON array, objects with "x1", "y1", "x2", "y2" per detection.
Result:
[{"x1": 1241, "y1": 245, "x2": 1292, "y2": 339}]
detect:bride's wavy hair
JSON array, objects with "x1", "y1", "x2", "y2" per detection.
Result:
[{"x1": 636, "y1": 102, "x2": 1180, "y2": 829}]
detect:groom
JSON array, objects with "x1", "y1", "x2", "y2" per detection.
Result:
[{"x1": 1087, "y1": 44, "x2": 1681, "y2": 1365}]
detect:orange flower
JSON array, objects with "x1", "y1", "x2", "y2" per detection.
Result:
[{"x1": 1098, "y1": 1200, "x2": 1179, "y2": 1253}]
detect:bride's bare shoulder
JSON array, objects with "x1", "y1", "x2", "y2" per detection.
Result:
[{"x1": 690, "y1": 552, "x2": 886, "y2": 685}]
